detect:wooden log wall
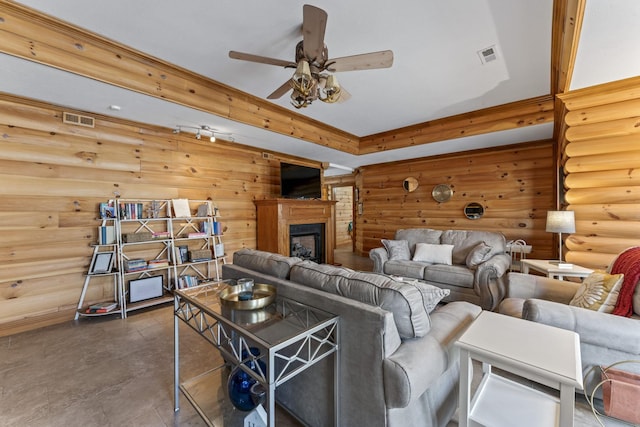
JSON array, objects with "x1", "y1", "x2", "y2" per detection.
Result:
[
  {"x1": 0, "y1": 94, "x2": 319, "y2": 337},
  {"x1": 356, "y1": 142, "x2": 555, "y2": 257},
  {"x1": 558, "y1": 76, "x2": 640, "y2": 270}
]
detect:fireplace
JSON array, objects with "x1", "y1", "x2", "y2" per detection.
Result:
[
  {"x1": 290, "y1": 223, "x2": 325, "y2": 263},
  {"x1": 255, "y1": 199, "x2": 336, "y2": 265}
]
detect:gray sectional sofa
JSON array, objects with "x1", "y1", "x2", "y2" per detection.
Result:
[
  {"x1": 222, "y1": 248, "x2": 481, "y2": 427},
  {"x1": 369, "y1": 228, "x2": 511, "y2": 310}
]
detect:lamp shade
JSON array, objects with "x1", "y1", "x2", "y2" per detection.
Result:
[{"x1": 545, "y1": 211, "x2": 576, "y2": 234}]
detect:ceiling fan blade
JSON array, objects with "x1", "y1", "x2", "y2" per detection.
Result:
[
  {"x1": 327, "y1": 50, "x2": 394, "y2": 72},
  {"x1": 229, "y1": 51, "x2": 296, "y2": 68},
  {"x1": 267, "y1": 80, "x2": 293, "y2": 99},
  {"x1": 302, "y1": 4, "x2": 328, "y2": 60}
]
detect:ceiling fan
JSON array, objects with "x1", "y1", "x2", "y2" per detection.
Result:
[{"x1": 229, "y1": 4, "x2": 393, "y2": 109}]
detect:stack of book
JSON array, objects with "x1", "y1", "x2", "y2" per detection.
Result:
[
  {"x1": 147, "y1": 259, "x2": 170, "y2": 269},
  {"x1": 178, "y1": 275, "x2": 199, "y2": 289},
  {"x1": 125, "y1": 259, "x2": 147, "y2": 272},
  {"x1": 152, "y1": 231, "x2": 171, "y2": 240},
  {"x1": 188, "y1": 232, "x2": 207, "y2": 238},
  {"x1": 85, "y1": 301, "x2": 118, "y2": 314}
]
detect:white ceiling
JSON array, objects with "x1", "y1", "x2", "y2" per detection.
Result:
[{"x1": 1, "y1": 1, "x2": 639, "y2": 175}]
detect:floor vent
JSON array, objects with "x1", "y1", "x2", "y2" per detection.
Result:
[{"x1": 63, "y1": 112, "x2": 95, "y2": 128}]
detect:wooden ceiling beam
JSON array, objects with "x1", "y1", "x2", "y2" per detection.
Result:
[
  {"x1": 358, "y1": 96, "x2": 554, "y2": 155},
  {"x1": 0, "y1": 1, "x2": 359, "y2": 154}
]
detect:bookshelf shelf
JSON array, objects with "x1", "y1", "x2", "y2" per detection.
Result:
[{"x1": 75, "y1": 198, "x2": 227, "y2": 320}]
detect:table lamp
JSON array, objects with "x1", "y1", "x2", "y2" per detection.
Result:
[{"x1": 545, "y1": 210, "x2": 575, "y2": 262}]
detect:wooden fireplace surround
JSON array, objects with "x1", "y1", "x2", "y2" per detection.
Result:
[{"x1": 255, "y1": 199, "x2": 336, "y2": 265}]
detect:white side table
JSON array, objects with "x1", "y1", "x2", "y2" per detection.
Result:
[
  {"x1": 521, "y1": 259, "x2": 593, "y2": 280},
  {"x1": 456, "y1": 311, "x2": 583, "y2": 427}
]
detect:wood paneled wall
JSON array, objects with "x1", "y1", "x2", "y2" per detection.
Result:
[
  {"x1": 0, "y1": 94, "x2": 319, "y2": 337},
  {"x1": 356, "y1": 142, "x2": 555, "y2": 257},
  {"x1": 558, "y1": 76, "x2": 640, "y2": 270}
]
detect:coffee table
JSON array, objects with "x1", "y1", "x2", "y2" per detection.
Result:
[
  {"x1": 174, "y1": 280, "x2": 339, "y2": 426},
  {"x1": 456, "y1": 311, "x2": 583, "y2": 427},
  {"x1": 521, "y1": 259, "x2": 593, "y2": 280}
]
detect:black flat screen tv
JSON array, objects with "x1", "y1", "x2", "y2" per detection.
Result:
[{"x1": 280, "y1": 162, "x2": 322, "y2": 199}]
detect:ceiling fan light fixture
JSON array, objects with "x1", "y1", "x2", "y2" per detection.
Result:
[
  {"x1": 320, "y1": 74, "x2": 341, "y2": 103},
  {"x1": 290, "y1": 89, "x2": 310, "y2": 109},
  {"x1": 292, "y1": 60, "x2": 314, "y2": 96}
]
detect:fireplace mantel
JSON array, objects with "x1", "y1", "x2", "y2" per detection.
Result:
[{"x1": 255, "y1": 198, "x2": 336, "y2": 265}]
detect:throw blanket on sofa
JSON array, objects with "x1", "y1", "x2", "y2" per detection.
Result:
[{"x1": 611, "y1": 246, "x2": 640, "y2": 317}]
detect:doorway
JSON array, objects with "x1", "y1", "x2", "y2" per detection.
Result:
[{"x1": 331, "y1": 185, "x2": 355, "y2": 252}]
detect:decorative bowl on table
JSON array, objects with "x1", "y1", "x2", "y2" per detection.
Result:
[{"x1": 219, "y1": 282, "x2": 276, "y2": 310}]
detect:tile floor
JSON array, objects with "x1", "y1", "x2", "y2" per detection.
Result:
[{"x1": 0, "y1": 248, "x2": 630, "y2": 426}]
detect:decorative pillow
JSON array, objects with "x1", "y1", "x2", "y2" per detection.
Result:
[
  {"x1": 382, "y1": 239, "x2": 411, "y2": 261},
  {"x1": 466, "y1": 241, "x2": 492, "y2": 269},
  {"x1": 413, "y1": 282, "x2": 450, "y2": 312},
  {"x1": 412, "y1": 243, "x2": 454, "y2": 265},
  {"x1": 569, "y1": 270, "x2": 624, "y2": 313}
]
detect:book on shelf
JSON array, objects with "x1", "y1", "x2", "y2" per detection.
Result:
[
  {"x1": 213, "y1": 221, "x2": 221, "y2": 235},
  {"x1": 175, "y1": 245, "x2": 189, "y2": 264},
  {"x1": 178, "y1": 275, "x2": 199, "y2": 289},
  {"x1": 99, "y1": 202, "x2": 116, "y2": 219},
  {"x1": 125, "y1": 259, "x2": 147, "y2": 272},
  {"x1": 85, "y1": 301, "x2": 118, "y2": 313},
  {"x1": 200, "y1": 221, "x2": 212, "y2": 235},
  {"x1": 147, "y1": 259, "x2": 170, "y2": 269},
  {"x1": 98, "y1": 225, "x2": 116, "y2": 245},
  {"x1": 196, "y1": 202, "x2": 213, "y2": 217},
  {"x1": 119, "y1": 202, "x2": 145, "y2": 220},
  {"x1": 172, "y1": 199, "x2": 191, "y2": 218},
  {"x1": 214, "y1": 243, "x2": 225, "y2": 258},
  {"x1": 152, "y1": 231, "x2": 171, "y2": 239},
  {"x1": 188, "y1": 232, "x2": 207, "y2": 238}
]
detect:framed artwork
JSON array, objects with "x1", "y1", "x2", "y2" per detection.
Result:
[{"x1": 90, "y1": 252, "x2": 114, "y2": 274}]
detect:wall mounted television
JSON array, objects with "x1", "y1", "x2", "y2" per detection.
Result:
[{"x1": 280, "y1": 162, "x2": 322, "y2": 199}]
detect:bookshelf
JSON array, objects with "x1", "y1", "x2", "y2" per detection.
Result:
[{"x1": 75, "y1": 199, "x2": 227, "y2": 319}]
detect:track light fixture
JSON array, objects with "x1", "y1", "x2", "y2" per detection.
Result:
[{"x1": 172, "y1": 125, "x2": 234, "y2": 142}]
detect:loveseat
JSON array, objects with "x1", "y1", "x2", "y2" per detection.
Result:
[
  {"x1": 500, "y1": 264, "x2": 640, "y2": 398},
  {"x1": 222, "y1": 248, "x2": 482, "y2": 427},
  {"x1": 369, "y1": 228, "x2": 511, "y2": 310}
]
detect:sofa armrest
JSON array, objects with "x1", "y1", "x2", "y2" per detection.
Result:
[
  {"x1": 369, "y1": 247, "x2": 388, "y2": 273},
  {"x1": 474, "y1": 253, "x2": 511, "y2": 310},
  {"x1": 383, "y1": 302, "x2": 481, "y2": 408},
  {"x1": 523, "y1": 299, "x2": 640, "y2": 355},
  {"x1": 507, "y1": 272, "x2": 579, "y2": 303}
]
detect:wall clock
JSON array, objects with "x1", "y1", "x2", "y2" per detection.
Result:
[{"x1": 432, "y1": 184, "x2": 453, "y2": 202}]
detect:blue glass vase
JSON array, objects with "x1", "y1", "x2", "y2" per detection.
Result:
[{"x1": 227, "y1": 347, "x2": 266, "y2": 411}]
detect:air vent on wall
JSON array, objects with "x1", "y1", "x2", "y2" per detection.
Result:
[
  {"x1": 477, "y1": 45, "x2": 498, "y2": 65},
  {"x1": 63, "y1": 112, "x2": 95, "y2": 128}
]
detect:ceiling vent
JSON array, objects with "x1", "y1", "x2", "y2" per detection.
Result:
[
  {"x1": 477, "y1": 45, "x2": 498, "y2": 65},
  {"x1": 63, "y1": 112, "x2": 95, "y2": 128}
]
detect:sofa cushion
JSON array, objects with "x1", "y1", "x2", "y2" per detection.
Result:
[
  {"x1": 383, "y1": 260, "x2": 427, "y2": 279},
  {"x1": 412, "y1": 243, "x2": 454, "y2": 265},
  {"x1": 232, "y1": 248, "x2": 301, "y2": 279},
  {"x1": 569, "y1": 270, "x2": 624, "y2": 313},
  {"x1": 441, "y1": 230, "x2": 506, "y2": 265},
  {"x1": 382, "y1": 239, "x2": 411, "y2": 260},
  {"x1": 291, "y1": 262, "x2": 432, "y2": 339},
  {"x1": 424, "y1": 264, "x2": 475, "y2": 288},
  {"x1": 415, "y1": 282, "x2": 450, "y2": 312},
  {"x1": 289, "y1": 261, "x2": 351, "y2": 293},
  {"x1": 394, "y1": 228, "x2": 443, "y2": 256},
  {"x1": 465, "y1": 241, "x2": 492, "y2": 269}
]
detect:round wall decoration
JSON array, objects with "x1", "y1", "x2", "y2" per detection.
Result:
[{"x1": 432, "y1": 184, "x2": 453, "y2": 202}]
